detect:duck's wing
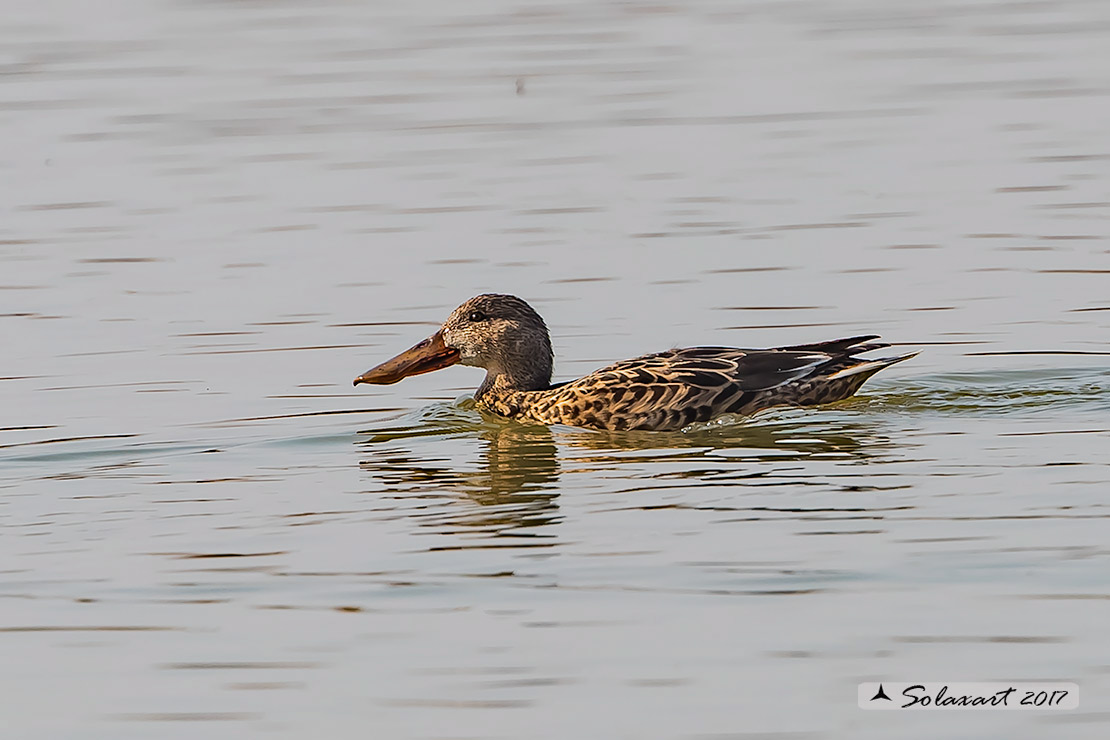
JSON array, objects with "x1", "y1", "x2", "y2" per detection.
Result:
[
  {"x1": 542, "y1": 346, "x2": 838, "y2": 430},
  {"x1": 622, "y1": 346, "x2": 837, "y2": 391},
  {"x1": 540, "y1": 336, "x2": 911, "y2": 431}
]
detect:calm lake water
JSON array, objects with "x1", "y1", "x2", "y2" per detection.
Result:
[{"x1": 2, "y1": 0, "x2": 1109, "y2": 737}]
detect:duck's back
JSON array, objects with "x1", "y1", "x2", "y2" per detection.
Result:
[{"x1": 479, "y1": 336, "x2": 915, "y2": 432}]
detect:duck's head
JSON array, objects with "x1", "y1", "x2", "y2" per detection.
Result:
[{"x1": 353, "y1": 294, "x2": 554, "y2": 393}]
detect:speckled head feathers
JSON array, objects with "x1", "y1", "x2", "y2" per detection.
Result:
[{"x1": 441, "y1": 294, "x2": 554, "y2": 393}]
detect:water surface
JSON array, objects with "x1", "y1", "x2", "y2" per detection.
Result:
[{"x1": 2, "y1": 0, "x2": 1109, "y2": 738}]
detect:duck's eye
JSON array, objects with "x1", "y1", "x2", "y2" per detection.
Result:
[{"x1": 467, "y1": 310, "x2": 487, "y2": 323}]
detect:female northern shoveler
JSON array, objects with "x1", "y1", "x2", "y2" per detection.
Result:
[{"x1": 353, "y1": 294, "x2": 916, "y2": 432}]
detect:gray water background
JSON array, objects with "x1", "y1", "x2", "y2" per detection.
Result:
[{"x1": 2, "y1": 1, "x2": 1109, "y2": 738}]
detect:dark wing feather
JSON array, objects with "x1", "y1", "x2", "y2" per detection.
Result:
[
  {"x1": 774, "y1": 335, "x2": 887, "y2": 354},
  {"x1": 707, "y1": 350, "x2": 830, "y2": 391}
]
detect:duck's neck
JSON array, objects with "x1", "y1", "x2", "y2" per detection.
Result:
[{"x1": 476, "y1": 361, "x2": 552, "y2": 400}]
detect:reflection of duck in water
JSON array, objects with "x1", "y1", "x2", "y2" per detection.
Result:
[
  {"x1": 476, "y1": 423, "x2": 559, "y2": 500},
  {"x1": 560, "y1": 414, "x2": 883, "y2": 460},
  {"x1": 462, "y1": 424, "x2": 561, "y2": 534},
  {"x1": 354, "y1": 294, "x2": 916, "y2": 432},
  {"x1": 357, "y1": 403, "x2": 890, "y2": 538},
  {"x1": 358, "y1": 420, "x2": 561, "y2": 538}
]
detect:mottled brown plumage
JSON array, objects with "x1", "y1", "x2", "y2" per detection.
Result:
[{"x1": 354, "y1": 294, "x2": 916, "y2": 432}]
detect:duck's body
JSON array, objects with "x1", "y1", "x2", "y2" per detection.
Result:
[
  {"x1": 475, "y1": 339, "x2": 911, "y2": 432},
  {"x1": 354, "y1": 294, "x2": 915, "y2": 432}
]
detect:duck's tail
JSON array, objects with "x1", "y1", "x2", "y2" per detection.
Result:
[
  {"x1": 737, "y1": 337, "x2": 917, "y2": 414},
  {"x1": 783, "y1": 349, "x2": 917, "y2": 409},
  {"x1": 825, "y1": 351, "x2": 920, "y2": 382}
]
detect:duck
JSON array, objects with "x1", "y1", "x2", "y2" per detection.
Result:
[{"x1": 353, "y1": 294, "x2": 916, "y2": 432}]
